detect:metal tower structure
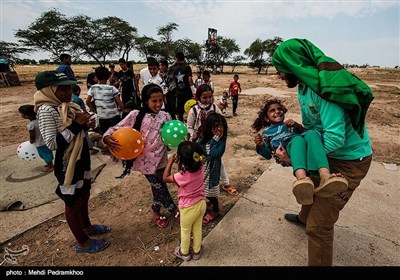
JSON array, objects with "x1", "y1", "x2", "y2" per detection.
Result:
[{"x1": 204, "y1": 28, "x2": 220, "y2": 71}]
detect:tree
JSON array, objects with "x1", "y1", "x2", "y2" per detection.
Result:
[
  {"x1": 263, "y1": 37, "x2": 283, "y2": 73},
  {"x1": 174, "y1": 38, "x2": 202, "y2": 65},
  {"x1": 157, "y1": 23, "x2": 179, "y2": 61},
  {"x1": 244, "y1": 37, "x2": 283, "y2": 74},
  {"x1": 244, "y1": 39, "x2": 265, "y2": 74},
  {"x1": 229, "y1": 55, "x2": 246, "y2": 73},
  {"x1": 134, "y1": 36, "x2": 159, "y2": 60},
  {"x1": 218, "y1": 37, "x2": 240, "y2": 73},
  {"x1": 15, "y1": 9, "x2": 69, "y2": 59},
  {"x1": 15, "y1": 9, "x2": 138, "y2": 66},
  {"x1": 0, "y1": 41, "x2": 31, "y2": 62}
]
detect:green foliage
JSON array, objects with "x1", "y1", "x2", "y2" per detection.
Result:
[{"x1": 244, "y1": 37, "x2": 283, "y2": 74}]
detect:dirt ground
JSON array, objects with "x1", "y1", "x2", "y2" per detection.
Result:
[{"x1": 0, "y1": 65, "x2": 399, "y2": 266}]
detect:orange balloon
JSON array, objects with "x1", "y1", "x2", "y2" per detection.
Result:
[{"x1": 111, "y1": 127, "x2": 144, "y2": 160}]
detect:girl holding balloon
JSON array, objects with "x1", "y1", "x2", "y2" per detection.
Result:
[{"x1": 103, "y1": 84, "x2": 179, "y2": 229}]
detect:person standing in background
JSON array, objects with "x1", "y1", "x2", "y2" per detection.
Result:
[
  {"x1": 229, "y1": 74, "x2": 242, "y2": 116},
  {"x1": 56, "y1": 54, "x2": 76, "y2": 81}
]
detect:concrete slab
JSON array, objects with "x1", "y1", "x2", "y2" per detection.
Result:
[
  {"x1": 183, "y1": 161, "x2": 399, "y2": 266},
  {"x1": 0, "y1": 144, "x2": 119, "y2": 244}
]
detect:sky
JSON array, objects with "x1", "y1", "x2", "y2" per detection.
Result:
[{"x1": 1, "y1": 0, "x2": 399, "y2": 67}]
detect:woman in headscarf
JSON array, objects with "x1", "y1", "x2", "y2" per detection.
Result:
[{"x1": 34, "y1": 71, "x2": 111, "y2": 253}]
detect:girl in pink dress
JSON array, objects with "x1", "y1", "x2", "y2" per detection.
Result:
[{"x1": 103, "y1": 84, "x2": 178, "y2": 228}]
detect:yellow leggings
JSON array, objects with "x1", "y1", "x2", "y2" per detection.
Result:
[{"x1": 179, "y1": 199, "x2": 206, "y2": 255}]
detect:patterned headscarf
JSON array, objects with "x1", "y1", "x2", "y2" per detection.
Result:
[{"x1": 272, "y1": 38, "x2": 374, "y2": 138}]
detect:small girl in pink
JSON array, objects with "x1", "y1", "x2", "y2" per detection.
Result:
[{"x1": 163, "y1": 141, "x2": 207, "y2": 261}]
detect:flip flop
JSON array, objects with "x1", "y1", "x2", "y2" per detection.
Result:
[
  {"x1": 222, "y1": 185, "x2": 238, "y2": 196},
  {"x1": 86, "y1": 224, "x2": 112, "y2": 236},
  {"x1": 152, "y1": 215, "x2": 169, "y2": 228},
  {"x1": 75, "y1": 239, "x2": 110, "y2": 253},
  {"x1": 203, "y1": 213, "x2": 219, "y2": 224}
]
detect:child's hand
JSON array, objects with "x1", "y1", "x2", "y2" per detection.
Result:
[
  {"x1": 284, "y1": 118, "x2": 297, "y2": 127},
  {"x1": 168, "y1": 154, "x2": 177, "y2": 163},
  {"x1": 75, "y1": 111, "x2": 91, "y2": 126},
  {"x1": 87, "y1": 113, "x2": 96, "y2": 128},
  {"x1": 212, "y1": 126, "x2": 223, "y2": 138},
  {"x1": 103, "y1": 135, "x2": 121, "y2": 152},
  {"x1": 254, "y1": 133, "x2": 264, "y2": 147}
]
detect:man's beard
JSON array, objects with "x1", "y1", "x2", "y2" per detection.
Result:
[{"x1": 285, "y1": 73, "x2": 298, "y2": 88}]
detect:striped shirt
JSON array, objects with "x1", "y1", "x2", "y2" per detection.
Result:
[
  {"x1": 87, "y1": 84, "x2": 120, "y2": 119},
  {"x1": 37, "y1": 105, "x2": 63, "y2": 150}
]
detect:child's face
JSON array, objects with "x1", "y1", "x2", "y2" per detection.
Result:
[
  {"x1": 147, "y1": 92, "x2": 164, "y2": 113},
  {"x1": 203, "y1": 75, "x2": 210, "y2": 82},
  {"x1": 199, "y1": 90, "x2": 213, "y2": 105},
  {"x1": 148, "y1": 65, "x2": 159, "y2": 77},
  {"x1": 234, "y1": 76, "x2": 238, "y2": 81},
  {"x1": 55, "y1": 85, "x2": 73, "y2": 103},
  {"x1": 212, "y1": 123, "x2": 224, "y2": 138},
  {"x1": 223, "y1": 92, "x2": 228, "y2": 97},
  {"x1": 266, "y1": 103, "x2": 285, "y2": 124}
]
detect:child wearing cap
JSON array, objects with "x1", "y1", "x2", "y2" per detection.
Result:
[{"x1": 33, "y1": 71, "x2": 111, "y2": 254}]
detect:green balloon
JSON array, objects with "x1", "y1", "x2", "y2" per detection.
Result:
[{"x1": 161, "y1": 120, "x2": 188, "y2": 147}]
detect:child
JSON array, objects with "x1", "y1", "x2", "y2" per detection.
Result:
[
  {"x1": 202, "y1": 70, "x2": 214, "y2": 94},
  {"x1": 229, "y1": 74, "x2": 242, "y2": 116},
  {"x1": 86, "y1": 66, "x2": 124, "y2": 135},
  {"x1": 187, "y1": 84, "x2": 221, "y2": 142},
  {"x1": 163, "y1": 141, "x2": 207, "y2": 261},
  {"x1": 18, "y1": 105, "x2": 54, "y2": 172},
  {"x1": 217, "y1": 91, "x2": 229, "y2": 116},
  {"x1": 194, "y1": 71, "x2": 204, "y2": 88},
  {"x1": 33, "y1": 71, "x2": 111, "y2": 253},
  {"x1": 252, "y1": 98, "x2": 348, "y2": 205},
  {"x1": 71, "y1": 84, "x2": 97, "y2": 155},
  {"x1": 187, "y1": 84, "x2": 238, "y2": 196},
  {"x1": 198, "y1": 112, "x2": 228, "y2": 224},
  {"x1": 103, "y1": 84, "x2": 179, "y2": 228}
]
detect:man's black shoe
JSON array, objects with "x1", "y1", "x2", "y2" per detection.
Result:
[{"x1": 284, "y1": 213, "x2": 306, "y2": 227}]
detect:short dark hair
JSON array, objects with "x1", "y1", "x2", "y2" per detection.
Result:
[
  {"x1": 175, "y1": 52, "x2": 185, "y2": 61},
  {"x1": 160, "y1": 59, "x2": 168, "y2": 67},
  {"x1": 95, "y1": 66, "x2": 110, "y2": 80},
  {"x1": 176, "y1": 141, "x2": 205, "y2": 173},
  {"x1": 72, "y1": 84, "x2": 81, "y2": 95},
  {"x1": 59, "y1": 53, "x2": 71, "y2": 62},
  {"x1": 147, "y1": 58, "x2": 159, "y2": 67},
  {"x1": 18, "y1": 105, "x2": 36, "y2": 119},
  {"x1": 202, "y1": 70, "x2": 210, "y2": 77},
  {"x1": 118, "y1": 58, "x2": 126, "y2": 64}
]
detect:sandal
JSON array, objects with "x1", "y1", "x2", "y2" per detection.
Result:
[
  {"x1": 222, "y1": 185, "x2": 238, "y2": 196},
  {"x1": 75, "y1": 239, "x2": 110, "y2": 253},
  {"x1": 152, "y1": 214, "x2": 169, "y2": 228},
  {"x1": 174, "y1": 246, "x2": 191, "y2": 261},
  {"x1": 86, "y1": 224, "x2": 112, "y2": 236},
  {"x1": 203, "y1": 213, "x2": 219, "y2": 224}
]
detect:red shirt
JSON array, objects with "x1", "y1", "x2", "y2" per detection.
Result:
[{"x1": 229, "y1": 81, "x2": 241, "y2": 96}]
